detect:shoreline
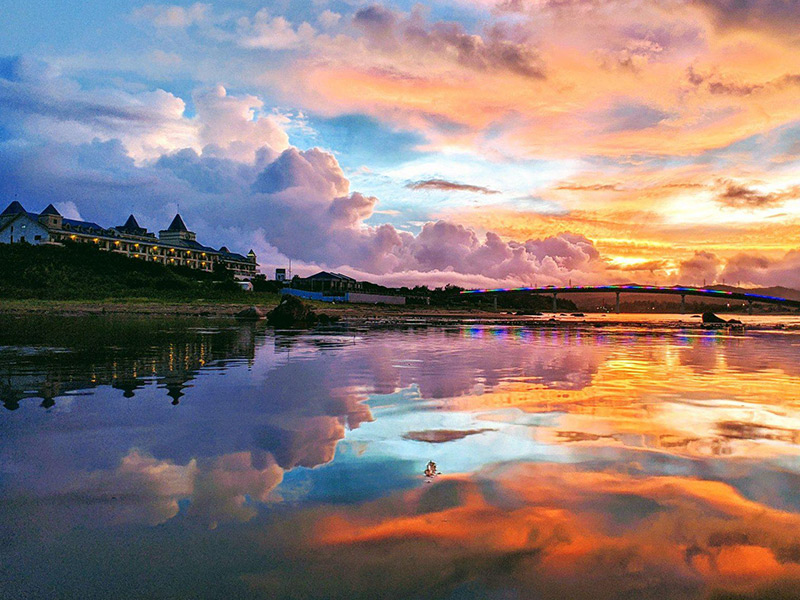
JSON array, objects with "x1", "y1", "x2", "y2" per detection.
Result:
[{"x1": 1, "y1": 299, "x2": 798, "y2": 329}]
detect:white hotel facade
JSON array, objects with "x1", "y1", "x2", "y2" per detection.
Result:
[{"x1": 0, "y1": 201, "x2": 257, "y2": 279}]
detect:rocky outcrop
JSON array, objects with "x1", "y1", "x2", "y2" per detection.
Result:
[
  {"x1": 702, "y1": 312, "x2": 745, "y2": 328},
  {"x1": 702, "y1": 312, "x2": 727, "y2": 324},
  {"x1": 266, "y1": 295, "x2": 338, "y2": 328}
]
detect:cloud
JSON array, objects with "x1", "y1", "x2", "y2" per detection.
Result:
[
  {"x1": 0, "y1": 58, "x2": 287, "y2": 162},
  {"x1": 555, "y1": 182, "x2": 621, "y2": 191},
  {"x1": 353, "y1": 4, "x2": 545, "y2": 79},
  {"x1": 678, "y1": 251, "x2": 720, "y2": 285},
  {"x1": 601, "y1": 101, "x2": 671, "y2": 133},
  {"x1": 721, "y1": 250, "x2": 800, "y2": 289},
  {"x1": 318, "y1": 10, "x2": 342, "y2": 30},
  {"x1": 406, "y1": 178, "x2": 500, "y2": 194},
  {"x1": 131, "y1": 3, "x2": 210, "y2": 28},
  {"x1": 0, "y1": 59, "x2": 612, "y2": 285},
  {"x1": 693, "y1": 0, "x2": 800, "y2": 36},
  {"x1": 235, "y1": 10, "x2": 317, "y2": 50},
  {"x1": 193, "y1": 85, "x2": 290, "y2": 162},
  {"x1": 402, "y1": 429, "x2": 494, "y2": 443},
  {"x1": 3, "y1": 54, "x2": 800, "y2": 289},
  {"x1": 715, "y1": 179, "x2": 800, "y2": 210}
]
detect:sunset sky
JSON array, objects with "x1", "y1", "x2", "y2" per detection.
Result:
[{"x1": 2, "y1": 0, "x2": 800, "y2": 287}]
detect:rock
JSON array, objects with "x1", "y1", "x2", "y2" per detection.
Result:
[
  {"x1": 235, "y1": 306, "x2": 264, "y2": 321},
  {"x1": 702, "y1": 312, "x2": 727, "y2": 324},
  {"x1": 266, "y1": 295, "x2": 337, "y2": 327}
]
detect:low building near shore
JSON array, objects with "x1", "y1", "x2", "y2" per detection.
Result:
[
  {"x1": 281, "y1": 288, "x2": 405, "y2": 305},
  {"x1": 294, "y1": 271, "x2": 363, "y2": 292},
  {"x1": 0, "y1": 201, "x2": 257, "y2": 279}
]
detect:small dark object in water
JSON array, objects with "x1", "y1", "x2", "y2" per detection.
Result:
[
  {"x1": 235, "y1": 306, "x2": 264, "y2": 321},
  {"x1": 571, "y1": 313, "x2": 585, "y2": 317},
  {"x1": 424, "y1": 460, "x2": 439, "y2": 478}
]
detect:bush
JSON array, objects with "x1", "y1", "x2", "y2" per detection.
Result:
[{"x1": 0, "y1": 242, "x2": 249, "y2": 301}]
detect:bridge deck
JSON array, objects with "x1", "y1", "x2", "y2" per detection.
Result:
[{"x1": 461, "y1": 285, "x2": 800, "y2": 309}]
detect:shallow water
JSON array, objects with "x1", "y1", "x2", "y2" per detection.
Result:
[{"x1": 1, "y1": 315, "x2": 800, "y2": 599}]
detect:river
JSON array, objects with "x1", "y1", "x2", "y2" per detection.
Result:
[{"x1": 2, "y1": 314, "x2": 800, "y2": 599}]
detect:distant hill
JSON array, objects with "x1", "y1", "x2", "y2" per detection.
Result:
[
  {"x1": 708, "y1": 284, "x2": 800, "y2": 302},
  {"x1": 0, "y1": 242, "x2": 246, "y2": 300}
]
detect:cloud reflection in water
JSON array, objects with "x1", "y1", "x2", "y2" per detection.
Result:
[{"x1": 1, "y1": 317, "x2": 800, "y2": 599}]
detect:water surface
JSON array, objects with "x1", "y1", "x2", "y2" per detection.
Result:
[{"x1": 2, "y1": 315, "x2": 800, "y2": 599}]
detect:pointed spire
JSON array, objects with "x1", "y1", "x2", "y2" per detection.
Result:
[
  {"x1": 123, "y1": 214, "x2": 140, "y2": 229},
  {"x1": 1, "y1": 201, "x2": 25, "y2": 216},
  {"x1": 167, "y1": 214, "x2": 188, "y2": 232},
  {"x1": 40, "y1": 203, "x2": 61, "y2": 216}
]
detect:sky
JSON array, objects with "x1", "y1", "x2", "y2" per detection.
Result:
[{"x1": 1, "y1": 0, "x2": 800, "y2": 288}]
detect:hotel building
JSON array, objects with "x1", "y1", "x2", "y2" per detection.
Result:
[{"x1": 0, "y1": 201, "x2": 257, "y2": 279}]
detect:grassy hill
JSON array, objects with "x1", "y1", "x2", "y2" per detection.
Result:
[{"x1": 0, "y1": 242, "x2": 251, "y2": 301}]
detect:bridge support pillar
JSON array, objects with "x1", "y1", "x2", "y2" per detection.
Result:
[
  {"x1": 552, "y1": 293, "x2": 558, "y2": 313},
  {"x1": 748, "y1": 300, "x2": 753, "y2": 315},
  {"x1": 615, "y1": 292, "x2": 620, "y2": 314},
  {"x1": 680, "y1": 294, "x2": 686, "y2": 314}
]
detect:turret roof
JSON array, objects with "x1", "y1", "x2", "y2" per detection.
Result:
[
  {"x1": 40, "y1": 204, "x2": 62, "y2": 216},
  {"x1": 167, "y1": 214, "x2": 189, "y2": 232},
  {"x1": 123, "y1": 214, "x2": 141, "y2": 229},
  {"x1": 1, "y1": 201, "x2": 25, "y2": 216}
]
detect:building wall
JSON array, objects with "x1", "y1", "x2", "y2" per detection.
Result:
[
  {"x1": 346, "y1": 293, "x2": 406, "y2": 305},
  {"x1": 281, "y1": 289, "x2": 346, "y2": 302},
  {"x1": 0, "y1": 217, "x2": 50, "y2": 245},
  {"x1": 52, "y1": 231, "x2": 219, "y2": 272}
]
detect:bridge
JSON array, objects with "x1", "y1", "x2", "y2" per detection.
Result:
[{"x1": 460, "y1": 284, "x2": 800, "y2": 313}]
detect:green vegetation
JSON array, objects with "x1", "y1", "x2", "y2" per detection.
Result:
[{"x1": 0, "y1": 242, "x2": 267, "y2": 302}]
